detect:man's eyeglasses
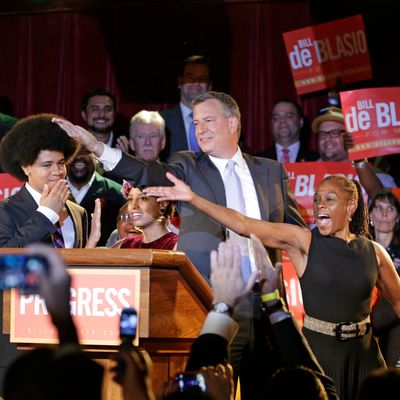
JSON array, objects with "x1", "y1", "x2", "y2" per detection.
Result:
[{"x1": 318, "y1": 129, "x2": 346, "y2": 140}]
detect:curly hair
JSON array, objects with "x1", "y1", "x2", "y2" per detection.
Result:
[
  {"x1": 0, "y1": 113, "x2": 78, "y2": 181},
  {"x1": 320, "y1": 175, "x2": 370, "y2": 238}
]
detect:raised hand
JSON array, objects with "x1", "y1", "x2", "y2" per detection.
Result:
[
  {"x1": 86, "y1": 198, "x2": 102, "y2": 248},
  {"x1": 115, "y1": 135, "x2": 130, "y2": 153},
  {"x1": 52, "y1": 118, "x2": 104, "y2": 156},
  {"x1": 210, "y1": 240, "x2": 259, "y2": 308},
  {"x1": 143, "y1": 172, "x2": 194, "y2": 202},
  {"x1": 250, "y1": 233, "x2": 281, "y2": 295},
  {"x1": 40, "y1": 180, "x2": 70, "y2": 214}
]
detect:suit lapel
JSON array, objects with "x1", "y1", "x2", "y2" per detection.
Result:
[
  {"x1": 197, "y1": 154, "x2": 226, "y2": 206},
  {"x1": 243, "y1": 153, "x2": 270, "y2": 220}
]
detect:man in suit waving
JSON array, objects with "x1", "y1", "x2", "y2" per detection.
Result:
[{"x1": 54, "y1": 91, "x2": 305, "y2": 399}]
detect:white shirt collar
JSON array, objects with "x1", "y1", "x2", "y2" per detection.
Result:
[
  {"x1": 275, "y1": 141, "x2": 300, "y2": 163},
  {"x1": 208, "y1": 147, "x2": 245, "y2": 176}
]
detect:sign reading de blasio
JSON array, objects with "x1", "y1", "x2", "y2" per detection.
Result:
[
  {"x1": 340, "y1": 87, "x2": 400, "y2": 160},
  {"x1": 283, "y1": 15, "x2": 371, "y2": 95}
]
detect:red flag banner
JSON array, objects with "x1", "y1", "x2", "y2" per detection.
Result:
[
  {"x1": 283, "y1": 15, "x2": 371, "y2": 95},
  {"x1": 340, "y1": 87, "x2": 400, "y2": 160}
]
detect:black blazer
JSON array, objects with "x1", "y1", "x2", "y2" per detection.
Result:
[
  {"x1": 259, "y1": 144, "x2": 319, "y2": 162},
  {"x1": 108, "y1": 151, "x2": 305, "y2": 279},
  {"x1": 0, "y1": 186, "x2": 88, "y2": 248},
  {"x1": 159, "y1": 105, "x2": 188, "y2": 160}
]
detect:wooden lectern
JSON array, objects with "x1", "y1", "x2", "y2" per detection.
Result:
[{"x1": 1, "y1": 248, "x2": 212, "y2": 399}]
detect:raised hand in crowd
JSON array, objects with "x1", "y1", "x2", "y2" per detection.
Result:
[{"x1": 86, "y1": 197, "x2": 102, "y2": 248}]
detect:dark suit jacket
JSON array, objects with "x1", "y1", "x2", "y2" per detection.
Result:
[
  {"x1": 108, "y1": 151, "x2": 305, "y2": 278},
  {"x1": 259, "y1": 144, "x2": 319, "y2": 162},
  {"x1": 75, "y1": 172, "x2": 125, "y2": 246},
  {"x1": 0, "y1": 186, "x2": 88, "y2": 248},
  {"x1": 186, "y1": 316, "x2": 338, "y2": 400},
  {"x1": 159, "y1": 106, "x2": 188, "y2": 160}
]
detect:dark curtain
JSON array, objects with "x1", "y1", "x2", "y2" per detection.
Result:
[{"x1": 0, "y1": 2, "x2": 323, "y2": 153}]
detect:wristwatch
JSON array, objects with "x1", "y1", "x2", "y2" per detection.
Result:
[{"x1": 210, "y1": 302, "x2": 234, "y2": 317}]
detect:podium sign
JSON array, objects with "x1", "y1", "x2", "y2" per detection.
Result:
[{"x1": 10, "y1": 268, "x2": 141, "y2": 345}]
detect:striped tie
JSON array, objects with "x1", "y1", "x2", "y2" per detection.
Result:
[{"x1": 53, "y1": 222, "x2": 65, "y2": 248}]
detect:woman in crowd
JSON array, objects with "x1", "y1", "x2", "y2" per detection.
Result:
[
  {"x1": 0, "y1": 114, "x2": 100, "y2": 248},
  {"x1": 112, "y1": 181, "x2": 177, "y2": 250},
  {"x1": 105, "y1": 202, "x2": 139, "y2": 247},
  {"x1": 369, "y1": 189, "x2": 400, "y2": 367},
  {"x1": 144, "y1": 172, "x2": 400, "y2": 400}
]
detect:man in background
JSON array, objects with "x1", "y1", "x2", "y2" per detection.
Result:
[
  {"x1": 259, "y1": 100, "x2": 319, "y2": 163},
  {"x1": 160, "y1": 55, "x2": 212, "y2": 159}
]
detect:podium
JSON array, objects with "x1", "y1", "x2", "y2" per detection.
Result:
[{"x1": 1, "y1": 248, "x2": 212, "y2": 399}]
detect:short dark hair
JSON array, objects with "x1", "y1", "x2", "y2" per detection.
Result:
[
  {"x1": 0, "y1": 113, "x2": 78, "y2": 182},
  {"x1": 80, "y1": 88, "x2": 116, "y2": 111},
  {"x1": 271, "y1": 99, "x2": 304, "y2": 119},
  {"x1": 180, "y1": 55, "x2": 211, "y2": 77}
]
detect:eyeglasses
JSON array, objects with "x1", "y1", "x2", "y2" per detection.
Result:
[
  {"x1": 119, "y1": 212, "x2": 135, "y2": 222},
  {"x1": 318, "y1": 129, "x2": 346, "y2": 140}
]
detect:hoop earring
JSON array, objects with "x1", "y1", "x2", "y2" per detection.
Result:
[{"x1": 159, "y1": 207, "x2": 166, "y2": 215}]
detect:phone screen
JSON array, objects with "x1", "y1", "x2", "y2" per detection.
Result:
[
  {"x1": 0, "y1": 254, "x2": 49, "y2": 291},
  {"x1": 175, "y1": 372, "x2": 206, "y2": 393},
  {"x1": 119, "y1": 307, "x2": 137, "y2": 340}
]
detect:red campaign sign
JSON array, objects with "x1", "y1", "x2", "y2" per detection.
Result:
[
  {"x1": 283, "y1": 15, "x2": 372, "y2": 95},
  {"x1": 0, "y1": 173, "x2": 22, "y2": 200},
  {"x1": 284, "y1": 161, "x2": 357, "y2": 225},
  {"x1": 340, "y1": 87, "x2": 400, "y2": 160},
  {"x1": 10, "y1": 268, "x2": 141, "y2": 346},
  {"x1": 282, "y1": 252, "x2": 304, "y2": 327}
]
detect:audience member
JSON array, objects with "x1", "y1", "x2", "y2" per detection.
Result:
[
  {"x1": 3, "y1": 245, "x2": 104, "y2": 400},
  {"x1": 259, "y1": 100, "x2": 319, "y2": 163},
  {"x1": 369, "y1": 190, "x2": 400, "y2": 367},
  {"x1": 67, "y1": 145, "x2": 125, "y2": 246},
  {"x1": 312, "y1": 106, "x2": 396, "y2": 194},
  {"x1": 143, "y1": 174, "x2": 400, "y2": 400},
  {"x1": 112, "y1": 183, "x2": 177, "y2": 250},
  {"x1": 0, "y1": 114, "x2": 100, "y2": 248},
  {"x1": 160, "y1": 55, "x2": 212, "y2": 159},
  {"x1": 81, "y1": 88, "x2": 125, "y2": 148},
  {"x1": 105, "y1": 202, "x2": 138, "y2": 247},
  {"x1": 53, "y1": 91, "x2": 305, "y2": 400},
  {"x1": 127, "y1": 110, "x2": 166, "y2": 161}
]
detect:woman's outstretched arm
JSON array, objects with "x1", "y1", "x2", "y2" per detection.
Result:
[{"x1": 143, "y1": 172, "x2": 310, "y2": 256}]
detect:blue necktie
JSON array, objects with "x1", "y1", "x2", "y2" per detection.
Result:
[
  {"x1": 188, "y1": 112, "x2": 200, "y2": 152},
  {"x1": 224, "y1": 160, "x2": 252, "y2": 281}
]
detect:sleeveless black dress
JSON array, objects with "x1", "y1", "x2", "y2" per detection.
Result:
[{"x1": 300, "y1": 228, "x2": 386, "y2": 400}]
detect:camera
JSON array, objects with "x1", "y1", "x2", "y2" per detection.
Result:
[
  {"x1": 0, "y1": 254, "x2": 49, "y2": 291},
  {"x1": 175, "y1": 371, "x2": 206, "y2": 393}
]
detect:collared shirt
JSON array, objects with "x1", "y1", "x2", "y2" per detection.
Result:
[
  {"x1": 106, "y1": 131, "x2": 114, "y2": 148},
  {"x1": 275, "y1": 141, "x2": 300, "y2": 163},
  {"x1": 208, "y1": 147, "x2": 262, "y2": 221},
  {"x1": 180, "y1": 102, "x2": 193, "y2": 148},
  {"x1": 25, "y1": 183, "x2": 75, "y2": 248},
  {"x1": 67, "y1": 172, "x2": 96, "y2": 204}
]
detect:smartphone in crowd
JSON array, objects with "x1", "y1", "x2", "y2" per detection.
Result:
[
  {"x1": 0, "y1": 254, "x2": 49, "y2": 292},
  {"x1": 115, "y1": 307, "x2": 138, "y2": 380},
  {"x1": 175, "y1": 371, "x2": 207, "y2": 393}
]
